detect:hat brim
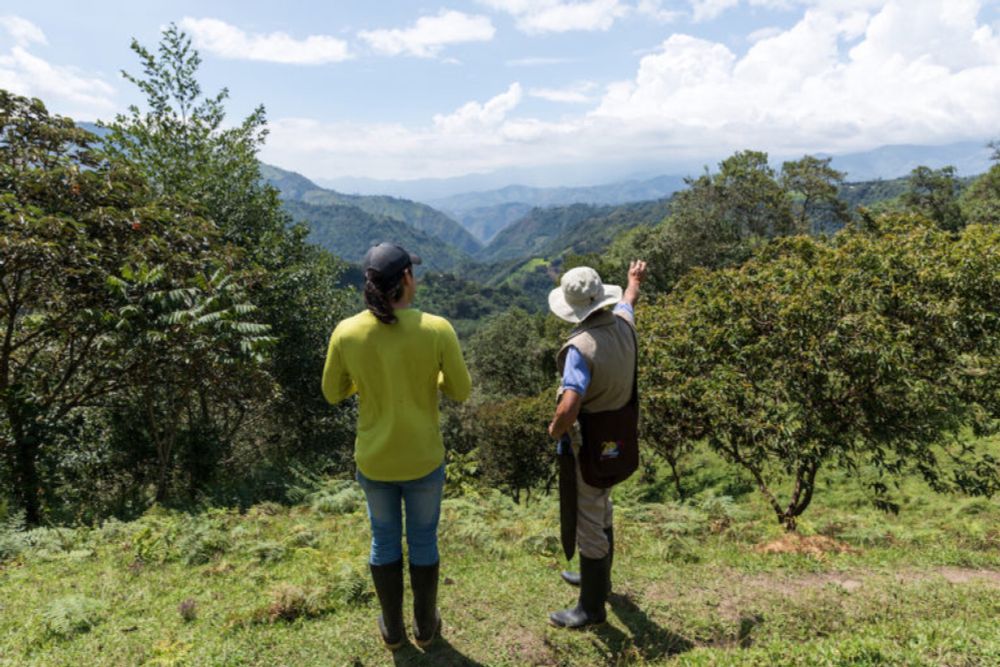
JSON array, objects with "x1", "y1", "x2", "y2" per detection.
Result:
[{"x1": 548, "y1": 285, "x2": 623, "y2": 323}]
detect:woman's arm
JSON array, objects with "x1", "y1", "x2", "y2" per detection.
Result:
[
  {"x1": 439, "y1": 322, "x2": 472, "y2": 402},
  {"x1": 321, "y1": 330, "x2": 356, "y2": 404}
]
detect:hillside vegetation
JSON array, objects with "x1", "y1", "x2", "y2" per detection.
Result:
[
  {"x1": 2, "y1": 446, "x2": 999, "y2": 666},
  {"x1": 282, "y1": 199, "x2": 469, "y2": 271},
  {"x1": 261, "y1": 164, "x2": 481, "y2": 255}
]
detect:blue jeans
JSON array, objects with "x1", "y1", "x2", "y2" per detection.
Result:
[{"x1": 356, "y1": 463, "x2": 445, "y2": 566}]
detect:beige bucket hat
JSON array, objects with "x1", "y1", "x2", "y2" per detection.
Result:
[{"x1": 548, "y1": 266, "x2": 622, "y2": 323}]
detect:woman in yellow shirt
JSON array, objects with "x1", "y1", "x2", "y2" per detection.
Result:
[{"x1": 322, "y1": 242, "x2": 471, "y2": 651}]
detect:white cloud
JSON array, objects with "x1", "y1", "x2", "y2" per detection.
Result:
[
  {"x1": 433, "y1": 83, "x2": 523, "y2": 133},
  {"x1": 635, "y1": 0, "x2": 684, "y2": 23},
  {"x1": 480, "y1": 0, "x2": 629, "y2": 33},
  {"x1": 0, "y1": 15, "x2": 47, "y2": 47},
  {"x1": 263, "y1": 1, "x2": 1000, "y2": 180},
  {"x1": 748, "y1": 25, "x2": 784, "y2": 42},
  {"x1": 594, "y1": 0, "x2": 1000, "y2": 153},
  {"x1": 689, "y1": 0, "x2": 740, "y2": 22},
  {"x1": 687, "y1": 0, "x2": 893, "y2": 22},
  {"x1": 0, "y1": 17, "x2": 115, "y2": 119},
  {"x1": 529, "y1": 81, "x2": 598, "y2": 102},
  {"x1": 359, "y1": 10, "x2": 495, "y2": 58},
  {"x1": 178, "y1": 17, "x2": 351, "y2": 64}
]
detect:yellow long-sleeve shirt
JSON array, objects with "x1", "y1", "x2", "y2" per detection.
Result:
[{"x1": 321, "y1": 308, "x2": 471, "y2": 481}]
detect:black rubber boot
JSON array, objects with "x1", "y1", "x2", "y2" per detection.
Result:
[
  {"x1": 369, "y1": 560, "x2": 405, "y2": 650},
  {"x1": 561, "y1": 526, "x2": 613, "y2": 593},
  {"x1": 549, "y1": 553, "x2": 609, "y2": 629},
  {"x1": 410, "y1": 561, "x2": 441, "y2": 648}
]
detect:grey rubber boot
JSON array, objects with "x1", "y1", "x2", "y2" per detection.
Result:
[
  {"x1": 410, "y1": 561, "x2": 441, "y2": 648},
  {"x1": 561, "y1": 526, "x2": 613, "y2": 593},
  {"x1": 369, "y1": 560, "x2": 405, "y2": 650},
  {"x1": 548, "y1": 553, "x2": 609, "y2": 629}
]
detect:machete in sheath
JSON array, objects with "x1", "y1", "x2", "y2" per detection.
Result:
[{"x1": 557, "y1": 434, "x2": 577, "y2": 562}]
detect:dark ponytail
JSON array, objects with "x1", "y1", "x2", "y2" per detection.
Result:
[{"x1": 364, "y1": 266, "x2": 408, "y2": 324}]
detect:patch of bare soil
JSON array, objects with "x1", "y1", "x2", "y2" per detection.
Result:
[
  {"x1": 896, "y1": 566, "x2": 1000, "y2": 587},
  {"x1": 508, "y1": 625, "x2": 557, "y2": 666},
  {"x1": 755, "y1": 533, "x2": 859, "y2": 557}
]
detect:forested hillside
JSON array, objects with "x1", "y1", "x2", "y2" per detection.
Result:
[
  {"x1": 282, "y1": 199, "x2": 469, "y2": 271},
  {"x1": 261, "y1": 164, "x2": 481, "y2": 254}
]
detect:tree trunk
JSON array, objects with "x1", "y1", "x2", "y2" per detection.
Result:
[
  {"x1": 665, "y1": 455, "x2": 685, "y2": 500},
  {"x1": 12, "y1": 428, "x2": 41, "y2": 525}
]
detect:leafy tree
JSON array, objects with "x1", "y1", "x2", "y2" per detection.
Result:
[
  {"x1": 781, "y1": 155, "x2": 850, "y2": 234},
  {"x1": 466, "y1": 307, "x2": 557, "y2": 400},
  {"x1": 903, "y1": 165, "x2": 966, "y2": 231},
  {"x1": 106, "y1": 265, "x2": 272, "y2": 502},
  {"x1": 642, "y1": 213, "x2": 1000, "y2": 530},
  {"x1": 625, "y1": 151, "x2": 797, "y2": 294},
  {"x1": 100, "y1": 24, "x2": 273, "y2": 251},
  {"x1": 960, "y1": 145, "x2": 1000, "y2": 227},
  {"x1": 474, "y1": 392, "x2": 554, "y2": 504},
  {"x1": 0, "y1": 91, "x2": 261, "y2": 522},
  {"x1": 103, "y1": 25, "x2": 357, "y2": 491}
]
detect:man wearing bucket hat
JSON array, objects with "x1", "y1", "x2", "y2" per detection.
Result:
[{"x1": 547, "y1": 260, "x2": 647, "y2": 628}]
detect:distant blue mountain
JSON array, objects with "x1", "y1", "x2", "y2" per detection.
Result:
[{"x1": 823, "y1": 141, "x2": 993, "y2": 181}]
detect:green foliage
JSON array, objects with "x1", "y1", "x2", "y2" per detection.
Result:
[
  {"x1": 621, "y1": 151, "x2": 797, "y2": 294},
  {"x1": 477, "y1": 199, "x2": 671, "y2": 265},
  {"x1": 415, "y1": 272, "x2": 538, "y2": 337},
  {"x1": 642, "y1": 213, "x2": 1000, "y2": 530},
  {"x1": 0, "y1": 509, "x2": 25, "y2": 561},
  {"x1": 250, "y1": 540, "x2": 288, "y2": 563},
  {"x1": 262, "y1": 163, "x2": 481, "y2": 254},
  {"x1": 253, "y1": 583, "x2": 330, "y2": 624},
  {"x1": 31, "y1": 23, "x2": 360, "y2": 517},
  {"x1": 41, "y1": 595, "x2": 105, "y2": 637},
  {"x1": 781, "y1": 155, "x2": 850, "y2": 233},
  {"x1": 474, "y1": 392, "x2": 554, "y2": 503},
  {"x1": 175, "y1": 523, "x2": 230, "y2": 565},
  {"x1": 903, "y1": 165, "x2": 967, "y2": 231},
  {"x1": 960, "y1": 163, "x2": 1000, "y2": 226},
  {"x1": 283, "y1": 198, "x2": 469, "y2": 271},
  {"x1": 0, "y1": 88, "x2": 232, "y2": 523},
  {"x1": 466, "y1": 307, "x2": 558, "y2": 399}
]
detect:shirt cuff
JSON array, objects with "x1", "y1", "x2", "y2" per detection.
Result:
[{"x1": 560, "y1": 382, "x2": 587, "y2": 396}]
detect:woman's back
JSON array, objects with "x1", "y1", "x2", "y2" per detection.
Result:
[{"x1": 322, "y1": 308, "x2": 470, "y2": 481}]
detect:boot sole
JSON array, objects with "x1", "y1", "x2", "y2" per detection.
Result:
[
  {"x1": 377, "y1": 616, "x2": 405, "y2": 651},
  {"x1": 414, "y1": 612, "x2": 441, "y2": 648},
  {"x1": 547, "y1": 614, "x2": 606, "y2": 629}
]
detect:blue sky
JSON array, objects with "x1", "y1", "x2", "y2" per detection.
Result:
[{"x1": 2, "y1": 1, "x2": 999, "y2": 184}]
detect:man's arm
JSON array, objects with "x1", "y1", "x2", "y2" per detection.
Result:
[
  {"x1": 621, "y1": 259, "x2": 647, "y2": 309},
  {"x1": 548, "y1": 389, "x2": 582, "y2": 440}
]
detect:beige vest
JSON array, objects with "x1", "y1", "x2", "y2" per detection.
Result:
[{"x1": 556, "y1": 309, "x2": 636, "y2": 413}]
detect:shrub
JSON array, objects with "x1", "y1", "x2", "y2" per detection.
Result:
[
  {"x1": 178, "y1": 598, "x2": 198, "y2": 622},
  {"x1": 333, "y1": 564, "x2": 372, "y2": 608},
  {"x1": 310, "y1": 486, "x2": 363, "y2": 516},
  {"x1": 41, "y1": 595, "x2": 105, "y2": 637},
  {"x1": 0, "y1": 510, "x2": 26, "y2": 562},
  {"x1": 250, "y1": 540, "x2": 287, "y2": 563},
  {"x1": 258, "y1": 584, "x2": 329, "y2": 623},
  {"x1": 177, "y1": 526, "x2": 231, "y2": 565}
]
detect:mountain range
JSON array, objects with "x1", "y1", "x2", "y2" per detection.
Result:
[{"x1": 313, "y1": 140, "x2": 995, "y2": 202}]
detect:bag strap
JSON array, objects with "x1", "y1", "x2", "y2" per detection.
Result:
[{"x1": 627, "y1": 321, "x2": 638, "y2": 407}]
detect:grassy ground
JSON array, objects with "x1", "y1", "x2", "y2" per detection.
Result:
[{"x1": 2, "y1": 443, "x2": 1000, "y2": 666}]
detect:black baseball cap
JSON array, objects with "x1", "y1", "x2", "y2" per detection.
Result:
[{"x1": 363, "y1": 242, "x2": 422, "y2": 275}]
